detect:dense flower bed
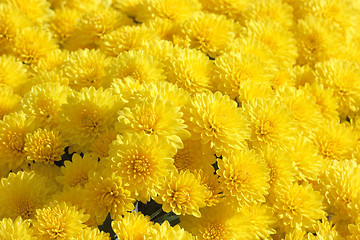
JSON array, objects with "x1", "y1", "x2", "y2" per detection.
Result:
[{"x1": 1, "y1": 0, "x2": 360, "y2": 239}]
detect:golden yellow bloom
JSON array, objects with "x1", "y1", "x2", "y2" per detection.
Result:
[
  {"x1": 32, "y1": 201, "x2": 89, "y2": 240},
  {"x1": 241, "y1": 20, "x2": 297, "y2": 68},
  {"x1": 84, "y1": 170, "x2": 135, "y2": 224},
  {"x1": 109, "y1": 132, "x2": 176, "y2": 202},
  {"x1": 271, "y1": 183, "x2": 326, "y2": 233},
  {"x1": 0, "y1": 111, "x2": 34, "y2": 170},
  {"x1": 136, "y1": 0, "x2": 201, "y2": 23},
  {"x1": 116, "y1": 95, "x2": 190, "y2": 150},
  {"x1": 112, "y1": 211, "x2": 154, "y2": 240},
  {"x1": 4, "y1": 0, "x2": 53, "y2": 24},
  {"x1": 243, "y1": 98, "x2": 298, "y2": 151},
  {"x1": 56, "y1": 153, "x2": 98, "y2": 188},
  {"x1": 99, "y1": 25, "x2": 158, "y2": 57},
  {"x1": 213, "y1": 52, "x2": 273, "y2": 100},
  {"x1": 315, "y1": 58, "x2": 360, "y2": 118},
  {"x1": 108, "y1": 49, "x2": 165, "y2": 84},
  {"x1": 156, "y1": 170, "x2": 207, "y2": 217},
  {"x1": 58, "y1": 87, "x2": 120, "y2": 153},
  {"x1": 0, "y1": 85, "x2": 20, "y2": 119},
  {"x1": 180, "y1": 202, "x2": 251, "y2": 240},
  {"x1": 0, "y1": 55, "x2": 29, "y2": 95},
  {"x1": 91, "y1": 129, "x2": 117, "y2": 159},
  {"x1": 180, "y1": 11, "x2": 236, "y2": 58},
  {"x1": 62, "y1": 49, "x2": 112, "y2": 90},
  {"x1": 184, "y1": 91, "x2": 250, "y2": 155},
  {"x1": 164, "y1": 47, "x2": 214, "y2": 94},
  {"x1": 218, "y1": 149, "x2": 270, "y2": 208},
  {"x1": 0, "y1": 217, "x2": 35, "y2": 240},
  {"x1": 24, "y1": 128, "x2": 65, "y2": 164},
  {"x1": 0, "y1": 171, "x2": 55, "y2": 219},
  {"x1": 22, "y1": 83, "x2": 70, "y2": 129},
  {"x1": 11, "y1": 27, "x2": 58, "y2": 65}
]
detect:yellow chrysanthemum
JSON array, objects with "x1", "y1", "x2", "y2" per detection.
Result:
[
  {"x1": 22, "y1": 83, "x2": 70, "y2": 129},
  {"x1": 65, "y1": 5, "x2": 133, "y2": 49},
  {"x1": 193, "y1": 169, "x2": 223, "y2": 207},
  {"x1": 174, "y1": 139, "x2": 216, "y2": 174},
  {"x1": 116, "y1": 95, "x2": 190, "y2": 150},
  {"x1": 276, "y1": 86, "x2": 323, "y2": 134},
  {"x1": 213, "y1": 52, "x2": 273, "y2": 100},
  {"x1": 112, "y1": 211, "x2": 154, "y2": 240},
  {"x1": 56, "y1": 153, "x2": 98, "y2": 188},
  {"x1": 58, "y1": 87, "x2": 120, "y2": 153},
  {"x1": 4, "y1": 0, "x2": 53, "y2": 24},
  {"x1": 0, "y1": 217, "x2": 35, "y2": 240},
  {"x1": 136, "y1": 0, "x2": 201, "y2": 23},
  {"x1": 11, "y1": 27, "x2": 58, "y2": 65},
  {"x1": 0, "y1": 111, "x2": 34, "y2": 170},
  {"x1": 243, "y1": 0, "x2": 294, "y2": 29},
  {"x1": 156, "y1": 170, "x2": 207, "y2": 217},
  {"x1": 163, "y1": 47, "x2": 214, "y2": 94},
  {"x1": 73, "y1": 227, "x2": 110, "y2": 240},
  {"x1": 0, "y1": 171, "x2": 55, "y2": 219},
  {"x1": 306, "y1": 218, "x2": 343, "y2": 240},
  {"x1": 238, "y1": 204, "x2": 277, "y2": 239},
  {"x1": 218, "y1": 149, "x2": 270, "y2": 208},
  {"x1": 24, "y1": 128, "x2": 66, "y2": 164},
  {"x1": 62, "y1": 49, "x2": 112, "y2": 90},
  {"x1": 0, "y1": 85, "x2": 21, "y2": 119},
  {"x1": 109, "y1": 132, "x2": 176, "y2": 202},
  {"x1": 241, "y1": 20, "x2": 297, "y2": 68},
  {"x1": 311, "y1": 121, "x2": 357, "y2": 163},
  {"x1": 243, "y1": 98, "x2": 298, "y2": 151},
  {"x1": 184, "y1": 91, "x2": 250, "y2": 155},
  {"x1": 295, "y1": 15, "x2": 344, "y2": 66},
  {"x1": 0, "y1": 4, "x2": 31, "y2": 53},
  {"x1": 290, "y1": 136, "x2": 324, "y2": 182},
  {"x1": 84, "y1": 170, "x2": 135, "y2": 224},
  {"x1": 32, "y1": 201, "x2": 89, "y2": 240},
  {"x1": 108, "y1": 49, "x2": 165, "y2": 84},
  {"x1": 271, "y1": 182, "x2": 326, "y2": 233},
  {"x1": 314, "y1": 58, "x2": 360, "y2": 118},
  {"x1": 0, "y1": 55, "x2": 29, "y2": 95},
  {"x1": 99, "y1": 25, "x2": 158, "y2": 57},
  {"x1": 179, "y1": 11, "x2": 236, "y2": 58},
  {"x1": 50, "y1": 7, "x2": 82, "y2": 44},
  {"x1": 180, "y1": 202, "x2": 251, "y2": 240},
  {"x1": 91, "y1": 129, "x2": 117, "y2": 159},
  {"x1": 149, "y1": 221, "x2": 195, "y2": 240}
]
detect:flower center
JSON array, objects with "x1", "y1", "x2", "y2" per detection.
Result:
[
  {"x1": 174, "y1": 149, "x2": 191, "y2": 171},
  {"x1": 139, "y1": 110, "x2": 157, "y2": 134},
  {"x1": 16, "y1": 198, "x2": 34, "y2": 219},
  {"x1": 255, "y1": 119, "x2": 273, "y2": 136},
  {"x1": 201, "y1": 223, "x2": 228, "y2": 240},
  {"x1": 172, "y1": 189, "x2": 191, "y2": 204}
]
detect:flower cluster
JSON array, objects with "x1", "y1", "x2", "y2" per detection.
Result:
[{"x1": 1, "y1": 0, "x2": 360, "y2": 239}]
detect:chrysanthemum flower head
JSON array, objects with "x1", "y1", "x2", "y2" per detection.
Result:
[
  {"x1": 136, "y1": 0, "x2": 201, "y2": 23},
  {"x1": 184, "y1": 91, "x2": 250, "y2": 155},
  {"x1": 0, "y1": 217, "x2": 35, "y2": 240},
  {"x1": 243, "y1": 98, "x2": 298, "y2": 151},
  {"x1": 271, "y1": 182, "x2": 326, "y2": 233},
  {"x1": 112, "y1": 211, "x2": 154, "y2": 240},
  {"x1": 24, "y1": 128, "x2": 65, "y2": 164},
  {"x1": 218, "y1": 149, "x2": 270, "y2": 208},
  {"x1": 0, "y1": 111, "x2": 34, "y2": 170},
  {"x1": 11, "y1": 27, "x2": 58, "y2": 65},
  {"x1": 213, "y1": 51, "x2": 273, "y2": 100},
  {"x1": 56, "y1": 153, "x2": 98, "y2": 188},
  {"x1": 0, "y1": 85, "x2": 21, "y2": 119},
  {"x1": 107, "y1": 49, "x2": 165, "y2": 85},
  {"x1": 99, "y1": 25, "x2": 158, "y2": 57},
  {"x1": 22, "y1": 83, "x2": 70, "y2": 129},
  {"x1": 179, "y1": 11, "x2": 236, "y2": 58},
  {"x1": 163, "y1": 47, "x2": 214, "y2": 94},
  {"x1": 84, "y1": 170, "x2": 135, "y2": 224},
  {"x1": 156, "y1": 170, "x2": 207, "y2": 217},
  {"x1": 241, "y1": 20, "x2": 297, "y2": 68},
  {"x1": 180, "y1": 202, "x2": 251, "y2": 240},
  {"x1": 0, "y1": 171, "x2": 55, "y2": 219},
  {"x1": 315, "y1": 58, "x2": 360, "y2": 118},
  {"x1": 109, "y1": 132, "x2": 176, "y2": 202},
  {"x1": 58, "y1": 87, "x2": 120, "y2": 153},
  {"x1": 116, "y1": 94, "x2": 190, "y2": 150},
  {"x1": 32, "y1": 200, "x2": 89, "y2": 240},
  {"x1": 0, "y1": 55, "x2": 29, "y2": 95}
]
